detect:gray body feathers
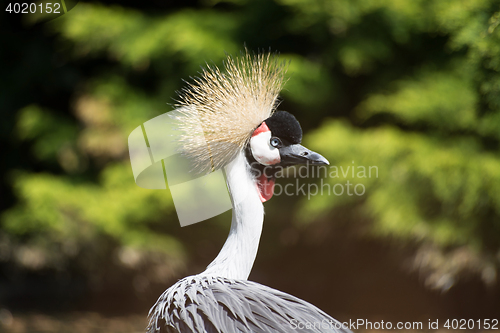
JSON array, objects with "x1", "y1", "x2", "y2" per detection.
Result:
[{"x1": 147, "y1": 275, "x2": 351, "y2": 333}]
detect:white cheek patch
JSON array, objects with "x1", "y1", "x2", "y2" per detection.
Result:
[{"x1": 250, "y1": 131, "x2": 281, "y2": 165}]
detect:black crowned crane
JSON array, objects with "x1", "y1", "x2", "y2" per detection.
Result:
[{"x1": 147, "y1": 53, "x2": 351, "y2": 333}]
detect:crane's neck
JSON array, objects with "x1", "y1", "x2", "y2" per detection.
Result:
[{"x1": 200, "y1": 151, "x2": 264, "y2": 280}]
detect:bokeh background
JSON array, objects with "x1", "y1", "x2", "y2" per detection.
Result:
[{"x1": 2, "y1": 0, "x2": 500, "y2": 332}]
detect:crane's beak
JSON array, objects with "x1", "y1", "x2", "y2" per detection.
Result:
[{"x1": 278, "y1": 144, "x2": 329, "y2": 166}]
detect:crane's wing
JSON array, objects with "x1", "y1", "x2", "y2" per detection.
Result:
[{"x1": 147, "y1": 276, "x2": 352, "y2": 333}]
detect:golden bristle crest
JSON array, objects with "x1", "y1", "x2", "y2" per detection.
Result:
[{"x1": 174, "y1": 52, "x2": 288, "y2": 174}]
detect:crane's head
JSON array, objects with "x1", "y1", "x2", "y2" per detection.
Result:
[
  {"x1": 246, "y1": 111, "x2": 329, "y2": 202},
  {"x1": 175, "y1": 51, "x2": 328, "y2": 203}
]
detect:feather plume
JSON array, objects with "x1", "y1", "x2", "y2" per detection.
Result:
[{"x1": 174, "y1": 52, "x2": 288, "y2": 174}]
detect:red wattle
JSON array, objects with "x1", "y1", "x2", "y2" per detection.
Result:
[{"x1": 256, "y1": 173, "x2": 275, "y2": 202}]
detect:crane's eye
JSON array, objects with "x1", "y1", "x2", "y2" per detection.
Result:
[{"x1": 270, "y1": 137, "x2": 282, "y2": 148}]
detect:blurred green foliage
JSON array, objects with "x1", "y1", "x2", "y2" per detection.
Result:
[
  {"x1": 1, "y1": 0, "x2": 499, "y2": 294},
  {"x1": 298, "y1": 0, "x2": 500, "y2": 288}
]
